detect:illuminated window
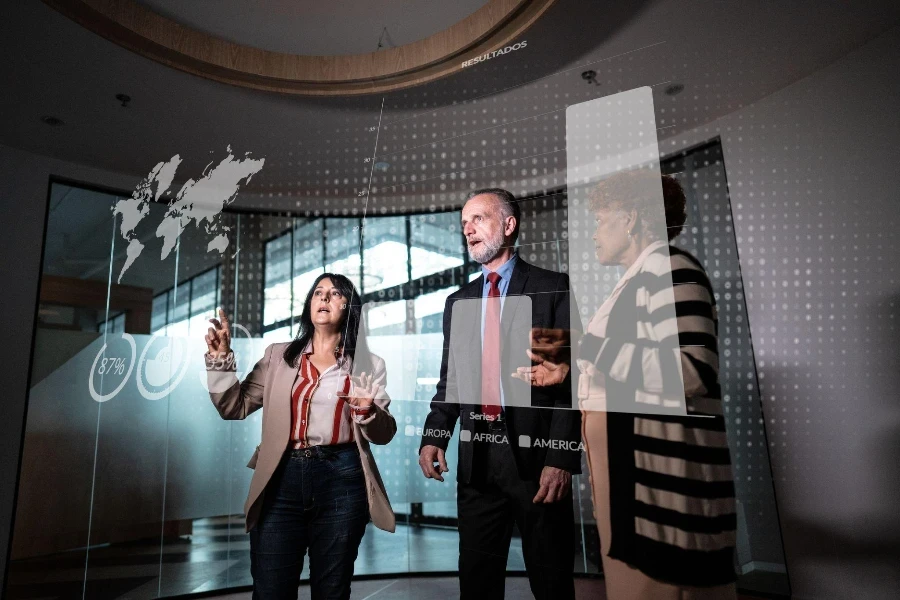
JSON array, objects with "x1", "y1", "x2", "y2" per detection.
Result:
[
  {"x1": 150, "y1": 266, "x2": 222, "y2": 337},
  {"x1": 262, "y1": 212, "x2": 469, "y2": 338}
]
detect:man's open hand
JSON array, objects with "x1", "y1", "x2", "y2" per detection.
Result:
[
  {"x1": 533, "y1": 466, "x2": 571, "y2": 503},
  {"x1": 418, "y1": 445, "x2": 449, "y2": 482}
]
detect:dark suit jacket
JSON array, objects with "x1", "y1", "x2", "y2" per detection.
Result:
[{"x1": 419, "y1": 258, "x2": 582, "y2": 483}]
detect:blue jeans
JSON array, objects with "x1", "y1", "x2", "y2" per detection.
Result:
[{"x1": 250, "y1": 444, "x2": 369, "y2": 600}]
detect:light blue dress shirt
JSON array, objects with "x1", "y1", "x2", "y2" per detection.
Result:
[{"x1": 480, "y1": 253, "x2": 518, "y2": 409}]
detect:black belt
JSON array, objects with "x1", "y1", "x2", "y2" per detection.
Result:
[{"x1": 287, "y1": 442, "x2": 356, "y2": 459}]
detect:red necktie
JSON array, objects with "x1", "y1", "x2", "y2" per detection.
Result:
[{"x1": 482, "y1": 272, "x2": 502, "y2": 420}]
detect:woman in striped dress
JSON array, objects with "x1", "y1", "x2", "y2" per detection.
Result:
[{"x1": 518, "y1": 173, "x2": 737, "y2": 599}]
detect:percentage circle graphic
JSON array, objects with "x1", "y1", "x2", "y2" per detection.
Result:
[
  {"x1": 197, "y1": 322, "x2": 254, "y2": 392},
  {"x1": 229, "y1": 323, "x2": 254, "y2": 380},
  {"x1": 88, "y1": 333, "x2": 137, "y2": 403},
  {"x1": 136, "y1": 331, "x2": 193, "y2": 401}
]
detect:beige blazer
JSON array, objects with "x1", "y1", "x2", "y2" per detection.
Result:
[{"x1": 207, "y1": 342, "x2": 396, "y2": 533}]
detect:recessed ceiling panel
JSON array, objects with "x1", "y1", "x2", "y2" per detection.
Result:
[{"x1": 139, "y1": 0, "x2": 489, "y2": 56}]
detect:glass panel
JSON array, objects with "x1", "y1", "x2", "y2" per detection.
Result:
[
  {"x1": 98, "y1": 312, "x2": 125, "y2": 334},
  {"x1": 262, "y1": 324, "x2": 294, "y2": 342},
  {"x1": 151, "y1": 293, "x2": 168, "y2": 333},
  {"x1": 292, "y1": 218, "x2": 325, "y2": 317},
  {"x1": 366, "y1": 299, "x2": 408, "y2": 336},
  {"x1": 160, "y1": 203, "x2": 241, "y2": 596},
  {"x1": 95, "y1": 185, "x2": 180, "y2": 597},
  {"x1": 12, "y1": 184, "x2": 121, "y2": 597},
  {"x1": 10, "y1": 67, "x2": 789, "y2": 597},
  {"x1": 264, "y1": 231, "x2": 293, "y2": 327},
  {"x1": 414, "y1": 286, "x2": 460, "y2": 521},
  {"x1": 166, "y1": 282, "x2": 191, "y2": 337},
  {"x1": 566, "y1": 88, "x2": 686, "y2": 416},
  {"x1": 363, "y1": 215, "x2": 408, "y2": 292},
  {"x1": 413, "y1": 285, "x2": 454, "y2": 334},
  {"x1": 325, "y1": 217, "x2": 362, "y2": 292},
  {"x1": 410, "y1": 211, "x2": 465, "y2": 280},
  {"x1": 663, "y1": 143, "x2": 789, "y2": 595},
  {"x1": 188, "y1": 267, "x2": 219, "y2": 335}
]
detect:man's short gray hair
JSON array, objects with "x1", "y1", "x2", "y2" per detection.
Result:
[{"x1": 464, "y1": 188, "x2": 521, "y2": 243}]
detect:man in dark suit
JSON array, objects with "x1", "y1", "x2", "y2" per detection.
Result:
[{"x1": 418, "y1": 188, "x2": 580, "y2": 600}]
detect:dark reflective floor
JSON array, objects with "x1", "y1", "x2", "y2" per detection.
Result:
[
  {"x1": 6, "y1": 514, "x2": 779, "y2": 599},
  {"x1": 209, "y1": 577, "x2": 607, "y2": 600},
  {"x1": 207, "y1": 577, "x2": 774, "y2": 600},
  {"x1": 5, "y1": 516, "x2": 598, "y2": 599}
]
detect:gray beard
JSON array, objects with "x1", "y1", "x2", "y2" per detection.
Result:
[{"x1": 467, "y1": 235, "x2": 503, "y2": 264}]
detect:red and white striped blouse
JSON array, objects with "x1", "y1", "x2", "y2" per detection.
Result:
[{"x1": 289, "y1": 345, "x2": 371, "y2": 449}]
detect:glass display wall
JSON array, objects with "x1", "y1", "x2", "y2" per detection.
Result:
[{"x1": 9, "y1": 83, "x2": 788, "y2": 599}]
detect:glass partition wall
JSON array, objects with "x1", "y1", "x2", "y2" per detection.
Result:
[{"x1": 9, "y1": 88, "x2": 788, "y2": 599}]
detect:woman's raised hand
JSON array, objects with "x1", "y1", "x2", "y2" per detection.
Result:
[
  {"x1": 206, "y1": 307, "x2": 232, "y2": 356},
  {"x1": 347, "y1": 372, "x2": 377, "y2": 411}
]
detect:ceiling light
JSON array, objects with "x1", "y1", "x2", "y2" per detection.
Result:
[
  {"x1": 374, "y1": 162, "x2": 390, "y2": 172},
  {"x1": 665, "y1": 84, "x2": 684, "y2": 96},
  {"x1": 41, "y1": 115, "x2": 65, "y2": 126}
]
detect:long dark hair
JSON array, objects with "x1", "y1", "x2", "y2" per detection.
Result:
[{"x1": 282, "y1": 272, "x2": 373, "y2": 373}]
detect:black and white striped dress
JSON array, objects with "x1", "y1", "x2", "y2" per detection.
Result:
[{"x1": 578, "y1": 242, "x2": 737, "y2": 589}]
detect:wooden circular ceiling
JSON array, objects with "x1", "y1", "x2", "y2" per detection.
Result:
[{"x1": 44, "y1": 0, "x2": 559, "y2": 96}]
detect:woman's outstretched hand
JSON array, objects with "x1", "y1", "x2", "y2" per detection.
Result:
[
  {"x1": 206, "y1": 307, "x2": 232, "y2": 356},
  {"x1": 511, "y1": 328, "x2": 577, "y2": 387},
  {"x1": 347, "y1": 371, "x2": 377, "y2": 411}
]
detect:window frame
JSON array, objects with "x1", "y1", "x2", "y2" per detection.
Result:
[
  {"x1": 261, "y1": 211, "x2": 477, "y2": 338},
  {"x1": 150, "y1": 264, "x2": 222, "y2": 335}
]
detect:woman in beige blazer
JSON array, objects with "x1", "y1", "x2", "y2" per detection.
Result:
[{"x1": 205, "y1": 272, "x2": 396, "y2": 600}]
